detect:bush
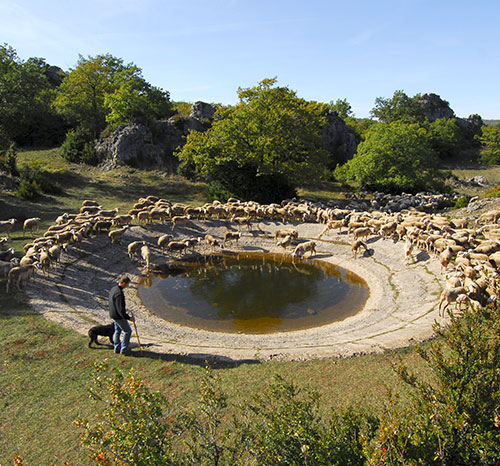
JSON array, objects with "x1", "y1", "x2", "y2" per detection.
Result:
[
  {"x1": 17, "y1": 161, "x2": 63, "y2": 198},
  {"x1": 485, "y1": 186, "x2": 500, "y2": 198},
  {"x1": 16, "y1": 178, "x2": 39, "y2": 200},
  {"x1": 0, "y1": 143, "x2": 19, "y2": 176},
  {"x1": 454, "y1": 195, "x2": 470, "y2": 208},
  {"x1": 60, "y1": 127, "x2": 98, "y2": 164}
]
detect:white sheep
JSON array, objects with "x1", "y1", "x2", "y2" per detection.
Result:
[
  {"x1": 223, "y1": 231, "x2": 241, "y2": 248},
  {"x1": 141, "y1": 244, "x2": 151, "y2": 270},
  {"x1": 0, "y1": 219, "x2": 16, "y2": 239},
  {"x1": 128, "y1": 241, "x2": 145, "y2": 260},
  {"x1": 292, "y1": 241, "x2": 317, "y2": 258},
  {"x1": 6, "y1": 264, "x2": 36, "y2": 293},
  {"x1": 23, "y1": 217, "x2": 42, "y2": 238}
]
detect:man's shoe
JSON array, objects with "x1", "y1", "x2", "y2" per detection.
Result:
[{"x1": 120, "y1": 349, "x2": 132, "y2": 356}]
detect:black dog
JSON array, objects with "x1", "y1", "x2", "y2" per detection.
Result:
[{"x1": 88, "y1": 323, "x2": 115, "y2": 348}]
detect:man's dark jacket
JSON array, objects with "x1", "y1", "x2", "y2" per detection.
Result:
[{"x1": 109, "y1": 284, "x2": 131, "y2": 321}]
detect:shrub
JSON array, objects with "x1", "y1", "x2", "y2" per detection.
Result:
[
  {"x1": 60, "y1": 127, "x2": 97, "y2": 164},
  {"x1": 16, "y1": 178, "x2": 39, "y2": 200},
  {"x1": 485, "y1": 186, "x2": 500, "y2": 198},
  {"x1": 17, "y1": 161, "x2": 63, "y2": 197},
  {"x1": 454, "y1": 195, "x2": 470, "y2": 208},
  {"x1": 0, "y1": 143, "x2": 19, "y2": 176}
]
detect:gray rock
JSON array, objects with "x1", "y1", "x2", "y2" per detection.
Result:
[
  {"x1": 322, "y1": 112, "x2": 358, "y2": 166},
  {"x1": 419, "y1": 93, "x2": 455, "y2": 122},
  {"x1": 471, "y1": 175, "x2": 489, "y2": 186},
  {"x1": 190, "y1": 101, "x2": 216, "y2": 121},
  {"x1": 95, "y1": 102, "x2": 216, "y2": 170}
]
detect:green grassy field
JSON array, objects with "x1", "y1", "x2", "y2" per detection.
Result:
[{"x1": 0, "y1": 148, "x2": 496, "y2": 464}]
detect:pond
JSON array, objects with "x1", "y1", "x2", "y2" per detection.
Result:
[{"x1": 138, "y1": 252, "x2": 369, "y2": 334}]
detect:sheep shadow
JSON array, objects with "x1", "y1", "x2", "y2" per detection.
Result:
[{"x1": 415, "y1": 251, "x2": 430, "y2": 263}]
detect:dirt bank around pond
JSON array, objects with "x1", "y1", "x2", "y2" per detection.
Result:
[{"x1": 26, "y1": 220, "x2": 444, "y2": 363}]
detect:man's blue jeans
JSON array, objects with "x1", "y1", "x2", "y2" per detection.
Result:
[{"x1": 113, "y1": 319, "x2": 132, "y2": 353}]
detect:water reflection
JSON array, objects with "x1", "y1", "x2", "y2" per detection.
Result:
[{"x1": 138, "y1": 252, "x2": 369, "y2": 334}]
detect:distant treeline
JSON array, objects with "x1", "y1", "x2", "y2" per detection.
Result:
[{"x1": 1, "y1": 44, "x2": 500, "y2": 199}]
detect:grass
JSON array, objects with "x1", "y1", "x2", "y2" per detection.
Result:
[{"x1": 0, "y1": 147, "x2": 498, "y2": 464}]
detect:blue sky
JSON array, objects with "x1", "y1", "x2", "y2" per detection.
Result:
[{"x1": 1, "y1": 0, "x2": 499, "y2": 118}]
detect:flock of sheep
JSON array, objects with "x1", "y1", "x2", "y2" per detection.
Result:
[{"x1": 1, "y1": 195, "x2": 500, "y2": 321}]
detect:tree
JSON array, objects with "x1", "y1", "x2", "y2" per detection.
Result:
[
  {"x1": 328, "y1": 98, "x2": 353, "y2": 119},
  {"x1": 427, "y1": 118, "x2": 464, "y2": 159},
  {"x1": 371, "y1": 90, "x2": 427, "y2": 124},
  {"x1": 0, "y1": 43, "x2": 65, "y2": 147},
  {"x1": 479, "y1": 124, "x2": 500, "y2": 164},
  {"x1": 177, "y1": 78, "x2": 329, "y2": 203},
  {"x1": 54, "y1": 54, "x2": 172, "y2": 138},
  {"x1": 334, "y1": 121, "x2": 445, "y2": 193}
]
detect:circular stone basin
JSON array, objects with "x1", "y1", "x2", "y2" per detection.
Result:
[{"x1": 138, "y1": 252, "x2": 369, "y2": 334}]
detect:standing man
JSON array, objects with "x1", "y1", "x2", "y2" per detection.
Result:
[{"x1": 109, "y1": 275, "x2": 135, "y2": 355}]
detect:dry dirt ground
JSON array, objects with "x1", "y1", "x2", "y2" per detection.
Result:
[{"x1": 24, "y1": 217, "x2": 449, "y2": 363}]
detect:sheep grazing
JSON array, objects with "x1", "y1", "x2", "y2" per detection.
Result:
[
  {"x1": 438, "y1": 286, "x2": 469, "y2": 317},
  {"x1": 108, "y1": 226, "x2": 128, "y2": 244},
  {"x1": 157, "y1": 234, "x2": 173, "y2": 252},
  {"x1": 81, "y1": 199, "x2": 100, "y2": 207},
  {"x1": 55, "y1": 212, "x2": 69, "y2": 225},
  {"x1": 172, "y1": 215, "x2": 191, "y2": 230},
  {"x1": 204, "y1": 234, "x2": 219, "y2": 251},
  {"x1": 292, "y1": 241, "x2": 317, "y2": 258},
  {"x1": 48, "y1": 244, "x2": 63, "y2": 264},
  {"x1": 166, "y1": 240, "x2": 188, "y2": 256},
  {"x1": 0, "y1": 259, "x2": 16, "y2": 278},
  {"x1": 0, "y1": 218, "x2": 16, "y2": 239},
  {"x1": 439, "y1": 246, "x2": 454, "y2": 272},
  {"x1": 351, "y1": 239, "x2": 368, "y2": 258},
  {"x1": 99, "y1": 207, "x2": 119, "y2": 218},
  {"x1": 404, "y1": 237, "x2": 414, "y2": 264},
  {"x1": 39, "y1": 248, "x2": 51, "y2": 276},
  {"x1": 0, "y1": 237, "x2": 8, "y2": 249},
  {"x1": 223, "y1": 231, "x2": 241, "y2": 248},
  {"x1": 6, "y1": 264, "x2": 36, "y2": 293},
  {"x1": 277, "y1": 234, "x2": 293, "y2": 249},
  {"x1": 232, "y1": 215, "x2": 252, "y2": 231},
  {"x1": 182, "y1": 237, "x2": 201, "y2": 253},
  {"x1": 353, "y1": 226, "x2": 372, "y2": 241},
  {"x1": 140, "y1": 244, "x2": 151, "y2": 269},
  {"x1": 275, "y1": 229, "x2": 298, "y2": 241},
  {"x1": 93, "y1": 220, "x2": 113, "y2": 234},
  {"x1": 322, "y1": 220, "x2": 344, "y2": 236},
  {"x1": 112, "y1": 214, "x2": 134, "y2": 226},
  {"x1": 23, "y1": 217, "x2": 42, "y2": 238},
  {"x1": 128, "y1": 241, "x2": 145, "y2": 260}
]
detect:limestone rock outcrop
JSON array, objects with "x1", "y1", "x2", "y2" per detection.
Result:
[
  {"x1": 322, "y1": 112, "x2": 358, "y2": 166},
  {"x1": 95, "y1": 102, "x2": 216, "y2": 170}
]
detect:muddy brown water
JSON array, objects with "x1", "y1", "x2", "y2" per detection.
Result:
[{"x1": 138, "y1": 252, "x2": 369, "y2": 334}]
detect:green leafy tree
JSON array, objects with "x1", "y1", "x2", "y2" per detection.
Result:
[
  {"x1": 479, "y1": 124, "x2": 500, "y2": 164},
  {"x1": 371, "y1": 90, "x2": 427, "y2": 124},
  {"x1": 0, "y1": 44, "x2": 65, "y2": 147},
  {"x1": 427, "y1": 118, "x2": 464, "y2": 158},
  {"x1": 328, "y1": 98, "x2": 353, "y2": 119},
  {"x1": 334, "y1": 121, "x2": 445, "y2": 193},
  {"x1": 54, "y1": 54, "x2": 172, "y2": 138},
  {"x1": 177, "y1": 78, "x2": 329, "y2": 203}
]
